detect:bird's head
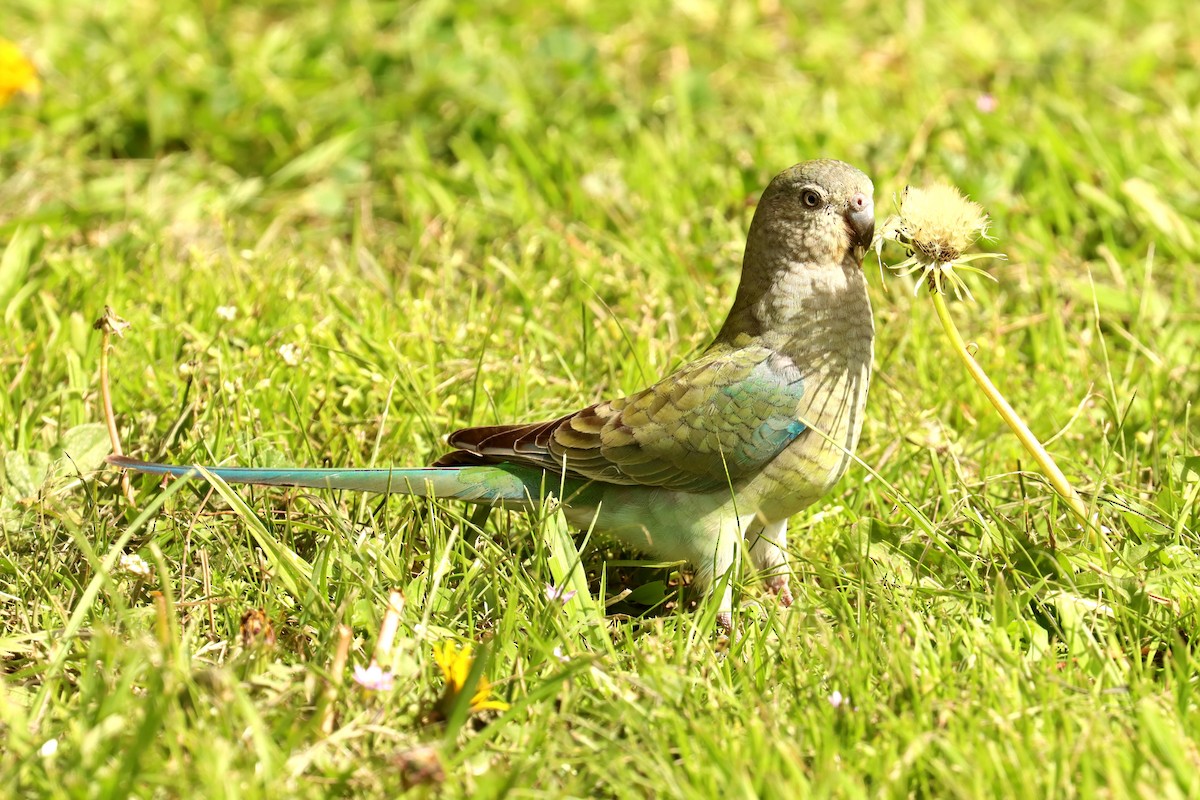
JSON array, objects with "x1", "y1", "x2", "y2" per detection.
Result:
[
  {"x1": 748, "y1": 159, "x2": 875, "y2": 269},
  {"x1": 716, "y1": 160, "x2": 876, "y2": 341}
]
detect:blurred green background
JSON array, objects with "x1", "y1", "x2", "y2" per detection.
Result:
[{"x1": 2, "y1": 0, "x2": 1199, "y2": 796}]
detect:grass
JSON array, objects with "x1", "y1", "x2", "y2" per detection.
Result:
[{"x1": 2, "y1": 0, "x2": 1199, "y2": 795}]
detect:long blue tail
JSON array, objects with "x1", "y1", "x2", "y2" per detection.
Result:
[{"x1": 106, "y1": 454, "x2": 562, "y2": 506}]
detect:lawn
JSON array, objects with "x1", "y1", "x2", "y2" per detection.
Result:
[{"x1": 2, "y1": 0, "x2": 1199, "y2": 796}]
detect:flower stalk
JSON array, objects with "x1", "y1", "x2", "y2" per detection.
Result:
[
  {"x1": 95, "y1": 307, "x2": 137, "y2": 506},
  {"x1": 878, "y1": 184, "x2": 1092, "y2": 531},
  {"x1": 929, "y1": 286, "x2": 1089, "y2": 524}
]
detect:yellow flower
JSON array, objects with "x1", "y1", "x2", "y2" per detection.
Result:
[
  {"x1": 433, "y1": 641, "x2": 510, "y2": 714},
  {"x1": 0, "y1": 40, "x2": 40, "y2": 106},
  {"x1": 876, "y1": 183, "x2": 1004, "y2": 299}
]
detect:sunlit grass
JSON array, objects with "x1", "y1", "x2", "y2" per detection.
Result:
[{"x1": 2, "y1": 0, "x2": 1199, "y2": 796}]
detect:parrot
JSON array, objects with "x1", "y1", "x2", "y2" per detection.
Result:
[{"x1": 109, "y1": 159, "x2": 876, "y2": 630}]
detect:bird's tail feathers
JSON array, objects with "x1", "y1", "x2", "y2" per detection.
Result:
[{"x1": 106, "y1": 455, "x2": 553, "y2": 506}]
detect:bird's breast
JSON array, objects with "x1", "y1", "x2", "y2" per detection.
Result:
[{"x1": 747, "y1": 283, "x2": 874, "y2": 520}]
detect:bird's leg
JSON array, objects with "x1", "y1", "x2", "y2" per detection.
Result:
[
  {"x1": 684, "y1": 518, "x2": 740, "y2": 633},
  {"x1": 747, "y1": 517, "x2": 793, "y2": 607}
]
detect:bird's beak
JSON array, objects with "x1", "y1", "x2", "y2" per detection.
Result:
[{"x1": 846, "y1": 193, "x2": 875, "y2": 252}]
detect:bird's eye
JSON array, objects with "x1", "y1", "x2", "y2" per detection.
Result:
[{"x1": 801, "y1": 190, "x2": 822, "y2": 208}]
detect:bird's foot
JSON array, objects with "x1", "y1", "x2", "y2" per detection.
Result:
[{"x1": 765, "y1": 575, "x2": 794, "y2": 608}]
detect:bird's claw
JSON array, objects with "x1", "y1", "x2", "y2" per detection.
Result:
[{"x1": 765, "y1": 576, "x2": 794, "y2": 608}]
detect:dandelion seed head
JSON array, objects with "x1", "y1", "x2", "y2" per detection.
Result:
[
  {"x1": 896, "y1": 183, "x2": 989, "y2": 264},
  {"x1": 876, "y1": 182, "x2": 1004, "y2": 300}
]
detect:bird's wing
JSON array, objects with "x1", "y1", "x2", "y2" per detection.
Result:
[{"x1": 437, "y1": 344, "x2": 807, "y2": 493}]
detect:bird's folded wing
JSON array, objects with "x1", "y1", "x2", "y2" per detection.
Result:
[{"x1": 437, "y1": 345, "x2": 807, "y2": 493}]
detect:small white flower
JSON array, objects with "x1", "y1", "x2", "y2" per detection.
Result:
[
  {"x1": 545, "y1": 583, "x2": 577, "y2": 604},
  {"x1": 579, "y1": 166, "x2": 627, "y2": 202},
  {"x1": 216, "y1": 305, "x2": 238, "y2": 321},
  {"x1": 118, "y1": 553, "x2": 153, "y2": 578},
  {"x1": 829, "y1": 690, "x2": 845, "y2": 709},
  {"x1": 39, "y1": 738, "x2": 58, "y2": 757},
  {"x1": 277, "y1": 343, "x2": 302, "y2": 367},
  {"x1": 552, "y1": 645, "x2": 570, "y2": 663},
  {"x1": 352, "y1": 662, "x2": 395, "y2": 692}
]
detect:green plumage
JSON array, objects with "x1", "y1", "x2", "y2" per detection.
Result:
[
  {"x1": 111, "y1": 159, "x2": 877, "y2": 630},
  {"x1": 441, "y1": 344, "x2": 806, "y2": 493}
]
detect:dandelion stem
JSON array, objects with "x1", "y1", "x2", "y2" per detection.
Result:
[
  {"x1": 929, "y1": 287, "x2": 1092, "y2": 528},
  {"x1": 95, "y1": 306, "x2": 136, "y2": 506}
]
